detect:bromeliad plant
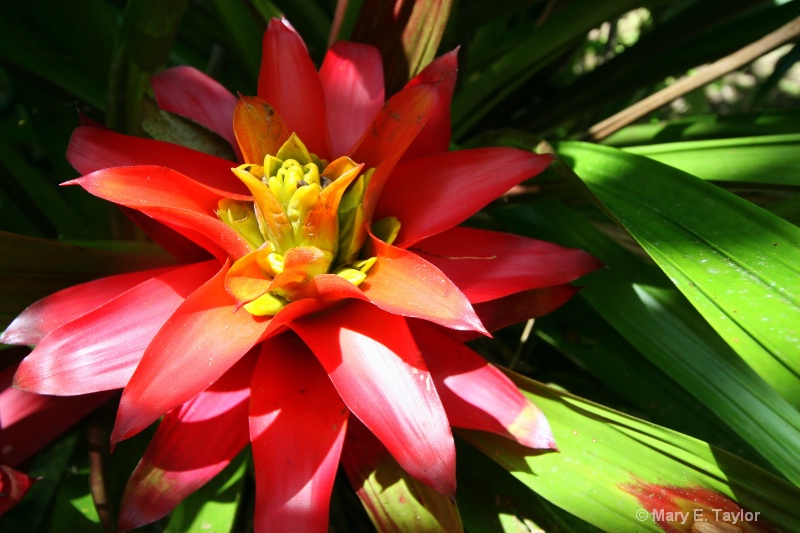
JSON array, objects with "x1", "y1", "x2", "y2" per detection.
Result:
[
  {"x1": 2, "y1": 1, "x2": 800, "y2": 532},
  {"x1": 1, "y1": 18, "x2": 600, "y2": 532}
]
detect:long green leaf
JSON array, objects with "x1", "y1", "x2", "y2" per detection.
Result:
[
  {"x1": 206, "y1": 0, "x2": 263, "y2": 79},
  {"x1": 583, "y1": 271, "x2": 800, "y2": 485},
  {"x1": 0, "y1": 143, "x2": 88, "y2": 238},
  {"x1": 107, "y1": 0, "x2": 190, "y2": 133},
  {"x1": 602, "y1": 110, "x2": 800, "y2": 147},
  {"x1": 457, "y1": 440, "x2": 602, "y2": 532},
  {"x1": 493, "y1": 200, "x2": 776, "y2": 469},
  {"x1": 557, "y1": 142, "x2": 800, "y2": 409},
  {"x1": 463, "y1": 375, "x2": 800, "y2": 531},
  {"x1": 493, "y1": 198, "x2": 800, "y2": 487},
  {"x1": 0, "y1": 0, "x2": 117, "y2": 109},
  {"x1": 624, "y1": 134, "x2": 800, "y2": 186}
]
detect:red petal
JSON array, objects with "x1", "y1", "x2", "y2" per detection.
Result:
[
  {"x1": 68, "y1": 166, "x2": 251, "y2": 260},
  {"x1": 0, "y1": 366, "x2": 110, "y2": 466},
  {"x1": 378, "y1": 148, "x2": 553, "y2": 246},
  {"x1": 319, "y1": 41, "x2": 385, "y2": 156},
  {"x1": 402, "y1": 49, "x2": 458, "y2": 161},
  {"x1": 448, "y1": 285, "x2": 581, "y2": 343},
  {"x1": 233, "y1": 96, "x2": 290, "y2": 164},
  {"x1": 0, "y1": 267, "x2": 172, "y2": 346},
  {"x1": 289, "y1": 273, "x2": 366, "y2": 303},
  {"x1": 118, "y1": 352, "x2": 256, "y2": 532},
  {"x1": 258, "y1": 19, "x2": 329, "y2": 159},
  {"x1": 152, "y1": 66, "x2": 241, "y2": 160},
  {"x1": 13, "y1": 262, "x2": 218, "y2": 396},
  {"x1": 68, "y1": 165, "x2": 221, "y2": 214},
  {"x1": 349, "y1": 85, "x2": 439, "y2": 224},
  {"x1": 412, "y1": 227, "x2": 603, "y2": 302},
  {"x1": 362, "y1": 234, "x2": 486, "y2": 333},
  {"x1": 249, "y1": 334, "x2": 347, "y2": 533},
  {"x1": 290, "y1": 300, "x2": 456, "y2": 496},
  {"x1": 0, "y1": 464, "x2": 34, "y2": 515},
  {"x1": 67, "y1": 126, "x2": 248, "y2": 197},
  {"x1": 120, "y1": 207, "x2": 211, "y2": 263},
  {"x1": 411, "y1": 321, "x2": 556, "y2": 449},
  {"x1": 143, "y1": 207, "x2": 251, "y2": 261},
  {"x1": 111, "y1": 262, "x2": 269, "y2": 444}
]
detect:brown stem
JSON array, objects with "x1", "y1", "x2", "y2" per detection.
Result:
[
  {"x1": 88, "y1": 411, "x2": 116, "y2": 533},
  {"x1": 586, "y1": 15, "x2": 800, "y2": 141}
]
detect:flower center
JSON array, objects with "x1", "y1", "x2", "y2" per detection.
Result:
[{"x1": 218, "y1": 133, "x2": 399, "y2": 316}]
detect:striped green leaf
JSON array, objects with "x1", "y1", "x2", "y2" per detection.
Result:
[
  {"x1": 624, "y1": 134, "x2": 800, "y2": 186},
  {"x1": 463, "y1": 375, "x2": 800, "y2": 531},
  {"x1": 557, "y1": 142, "x2": 800, "y2": 409}
]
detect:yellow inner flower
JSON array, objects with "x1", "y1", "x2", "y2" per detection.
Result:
[{"x1": 218, "y1": 133, "x2": 399, "y2": 316}]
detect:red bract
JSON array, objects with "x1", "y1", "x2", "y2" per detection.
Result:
[{"x1": 1, "y1": 19, "x2": 601, "y2": 532}]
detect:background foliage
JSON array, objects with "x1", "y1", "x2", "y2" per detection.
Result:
[{"x1": 1, "y1": 0, "x2": 799, "y2": 531}]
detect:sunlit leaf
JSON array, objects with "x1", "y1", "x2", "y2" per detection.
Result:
[
  {"x1": 457, "y1": 440, "x2": 602, "y2": 532},
  {"x1": 463, "y1": 374, "x2": 800, "y2": 531},
  {"x1": 557, "y1": 142, "x2": 800, "y2": 409},
  {"x1": 342, "y1": 418, "x2": 463, "y2": 533},
  {"x1": 493, "y1": 198, "x2": 800, "y2": 485},
  {"x1": 624, "y1": 134, "x2": 800, "y2": 186}
]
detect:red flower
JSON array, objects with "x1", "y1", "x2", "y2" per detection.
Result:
[{"x1": 1, "y1": 20, "x2": 600, "y2": 532}]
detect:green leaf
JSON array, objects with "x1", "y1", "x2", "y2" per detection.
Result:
[
  {"x1": 493, "y1": 200, "x2": 778, "y2": 468},
  {"x1": 602, "y1": 110, "x2": 800, "y2": 147},
  {"x1": 0, "y1": 0, "x2": 117, "y2": 110},
  {"x1": 457, "y1": 440, "x2": 602, "y2": 532},
  {"x1": 47, "y1": 435, "x2": 103, "y2": 533},
  {"x1": 0, "y1": 143, "x2": 89, "y2": 238},
  {"x1": 582, "y1": 272, "x2": 800, "y2": 484},
  {"x1": 108, "y1": 0, "x2": 190, "y2": 133},
  {"x1": 463, "y1": 375, "x2": 800, "y2": 531},
  {"x1": 535, "y1": 296, "x2": 766, "y2": 465},
  {"x1": 624, "y1": 134, "x2": 800, "y2": 186},
  {"x1": 164, "y1": 451, "x2": 248, "y2": 533},
  {"x1": 205, "y1": 0, "x2": 264, "y2": 80},
  {"x1": 557, "y1": 142, "x2": 800, "y2": 409},
  {"x1": 492, "y1": 198, "x2": 800, "y2": 485},
  {"x1": 343, "y1": 420, "x2": 463, "y2": 532}
]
